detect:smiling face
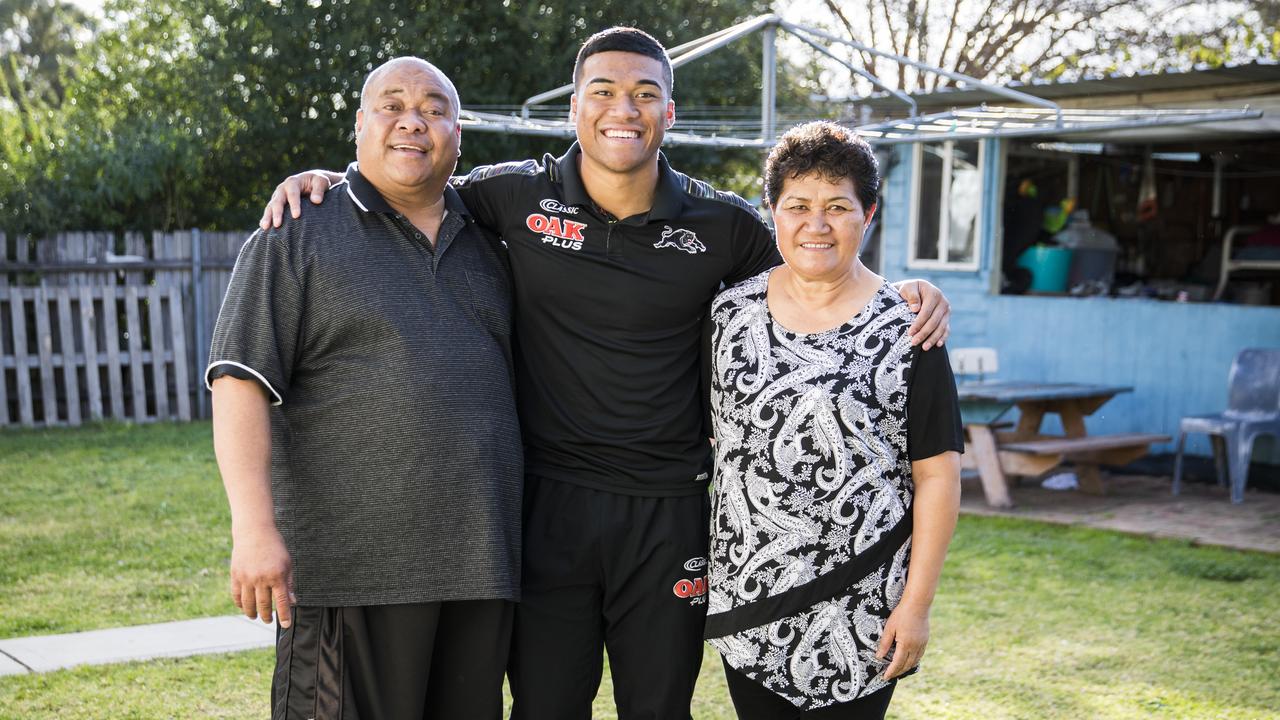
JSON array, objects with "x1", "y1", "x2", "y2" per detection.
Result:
[
  {"x1": 570, "y1": 50, "x2": 674, "y2": 180},
  {"x1": 772, "y1": 173, "x2": 877, "y2": 284},
  {"x1": 355, "y1": 58, "x2": 460, "y2": 201}
]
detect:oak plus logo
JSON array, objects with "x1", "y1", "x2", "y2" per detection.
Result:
[
  {"x1": 673, "y1": 556, "x2": 707, "y2": 606},
  {"x1": 527, "y1": 210, "x2": 587, "y2": 251},
  {"x1": 654, "y1": 225, "x2": 706, "y2": 254}
]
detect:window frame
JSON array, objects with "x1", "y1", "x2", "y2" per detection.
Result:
[{"x1": 907, "y1": 139, "x2": 985, "y2": 272}]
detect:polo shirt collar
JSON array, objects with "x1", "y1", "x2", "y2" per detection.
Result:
[
  {"x1": 344, "y1": 162, "x2": 470, "y2": 219},
  {"x1": 441, "y1": 183, "x2": 470, "y2": 218},
  {"x1": 649, "y1": 152, "x2": 686, "y2": 221},
  {"x1": 344, "y1": 162, "x2": 395, "y2": 214},
  {"x1": 553, "y1": 143, "x2": 685, "y2": 222}
]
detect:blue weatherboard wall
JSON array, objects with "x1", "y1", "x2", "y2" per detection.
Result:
[{"x1": 876, "y1": 140, "x2": 1280, "y2": 462}]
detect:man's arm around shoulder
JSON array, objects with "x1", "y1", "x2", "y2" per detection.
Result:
[{"x1": 212, "y1": 376, "x2": 293, "y2": 627}]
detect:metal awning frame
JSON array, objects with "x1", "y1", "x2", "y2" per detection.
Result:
[
  {"x1": 459, "y1": 108, "x2": 768, "y2": 148},
  {"x1": 458, "y1": 14, "x2": 1264, "y2": 148},
  {"x1": 856, "y1": 106, "x2": 1265, "y2": 145}
]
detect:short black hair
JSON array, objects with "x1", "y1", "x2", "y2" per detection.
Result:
[
  {"x1": 573, "y1": 27, "x2": 674, "y2": 95},
  {"x1": 764, "y1": 121, "x2": 879, "y2": 211}
]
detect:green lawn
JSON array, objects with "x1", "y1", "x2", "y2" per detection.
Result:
[
  {"x1": 2, "y1": 422, "x2": 1278, "y2": 719},
  {"x1": 0, "y1": 422, "x2": 234, "y2": 638},
  {"x1": 0, "y1": 645, "x2": 739, "y2": 720}
]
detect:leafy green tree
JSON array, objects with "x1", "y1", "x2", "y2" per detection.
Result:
[
  {"x1": 0, "y1": 0, "x2": 94, "y2": 232},
  {"x1": 7, "y1": 0, "x2": 808, "y2": 234},
  {"x1": 0, "y1": 0, "x2": 94, "y2": 110},
  {"x1": 1163, "y1": 2, "x2": 1280, "y2": 69},
  {"x1": 0, "y1": 84, "x2": 57, "y2": 233}
]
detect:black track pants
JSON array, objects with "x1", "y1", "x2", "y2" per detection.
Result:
[
  {"x1": 272, "y1": 599, "x2": 513, "y2": 720},
  {"x1": 509, "y1": 475, "x2": 711, "y2": 720}
]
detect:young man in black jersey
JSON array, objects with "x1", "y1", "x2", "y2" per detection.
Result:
[{"x1": 261, "y1": 28, "x2": 951, "y2": 720}]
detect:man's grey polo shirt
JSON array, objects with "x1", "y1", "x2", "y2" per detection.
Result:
[{"x1": 206, "y1": 163, "x2": 521, "y2": 606}]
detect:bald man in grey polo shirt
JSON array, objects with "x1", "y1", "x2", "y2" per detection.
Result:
[{"x1": 208, "y1": 57, "x2": 519, "y2": 720}]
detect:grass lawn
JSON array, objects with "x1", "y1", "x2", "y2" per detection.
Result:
[
  {"x1": 0, "y1": 645, "x2": 739, "y2": 719},
  {"x1": 2, "y1": 422, "x2": 1279, "y2": 719},
  {"x1": 0, "y1": 422, "x2": 234, "y2": 638}
]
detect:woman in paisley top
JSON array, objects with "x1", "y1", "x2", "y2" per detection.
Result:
[{"x1": 705, "y1": 121, "x2": 964, "y2": 719}]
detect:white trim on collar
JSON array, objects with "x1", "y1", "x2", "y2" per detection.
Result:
[{"x1": 346, "y1": 183, "x2": 370, "y2": 213}]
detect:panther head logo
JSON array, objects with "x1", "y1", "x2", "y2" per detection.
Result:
[{"x1": 654, "y1": 226, "x2": 706, "y2": 254}]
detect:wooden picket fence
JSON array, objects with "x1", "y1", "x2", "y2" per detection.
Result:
[
  {"x1": 1, "y1": 285, "x2": 190, "y2": 425},
  {"x1": 1, "y1": 230, "x2": 248, "y2": 428}
]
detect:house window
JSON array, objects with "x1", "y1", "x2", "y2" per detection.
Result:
[{"x1": 909, "y1": 140, "x2": 984, "y2": 270}]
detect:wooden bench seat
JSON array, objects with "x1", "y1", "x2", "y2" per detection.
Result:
[
  {"x1": 1000, "y1": 433, "x2": 1171, "y2": 455},
  {"x1": 996, "y1": 432, "x2": 1171, "y2": 493}
]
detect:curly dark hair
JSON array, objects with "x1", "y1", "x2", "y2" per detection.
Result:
[
  {"x1": 764, "y1": 121, "x2": 879, "y2": 212},
  {"x1": 573, "y1": 27, "x2": 673, "y2": 95}
]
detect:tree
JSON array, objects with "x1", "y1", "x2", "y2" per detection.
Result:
[
  {"x1": 1157, "y1": 1, "x2": 1280, "y2": 70},
  {"x1": 811, "y1": 0, "x2": 1279, "y2": 93},
  {"x1": 0, "y1": 0, "x2": 97, "y2": 232},
  {"x1": 0, "y1": 0, "x2": 94, "y2": 110},
  {"x1": 3, "y1": 0, "x2": 805, "y2": 235}
]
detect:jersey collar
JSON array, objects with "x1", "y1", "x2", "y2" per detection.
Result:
[{"x1": 554, "y1": 143, "x2": 685, "y2": 223}]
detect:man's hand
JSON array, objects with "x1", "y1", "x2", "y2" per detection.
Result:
[
  {"x1": 877, "y1": 603, "x2": 930, "y2": 680},
  {"x1": 893, "y1": 279, "x2": 951, "y2": 350},
  {"x1": 259, "y1": 170, "x2": 345, "y2": 230},
  {"x1": 230, "y1": 524, "x2": 295, "y2": 628}
]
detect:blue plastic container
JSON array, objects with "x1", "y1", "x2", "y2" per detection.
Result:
[{"x1": 1016, "y1": 246, "x2": 1073, "y2": 293}]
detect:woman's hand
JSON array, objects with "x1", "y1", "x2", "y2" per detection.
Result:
[
  {"x1": 259, "y1": 169, "x2": 345, "y2": 230},
  {"x1": 877, "y1": 603, "x2": 930, "y2": 680}
]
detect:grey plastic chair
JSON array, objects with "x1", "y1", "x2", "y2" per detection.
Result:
[{"x1": 1173, "y1": 348, "x2": 1280, "y2": 503}]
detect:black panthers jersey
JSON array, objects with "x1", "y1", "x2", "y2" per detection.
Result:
[{"x1": 453, "y1": 143, "x2": 779, "y2": 495}]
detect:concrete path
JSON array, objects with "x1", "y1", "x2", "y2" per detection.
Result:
[
  {"x1": 960, "y1": 473, "x2": 1280, "y2": 554},
  {"x1": 0, "y1": 615, "x2": 275, "y2": 677}
]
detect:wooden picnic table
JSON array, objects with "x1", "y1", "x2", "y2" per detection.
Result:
[{"x1": 957, "y1": 381, "x2": 1169, "y2": 508}]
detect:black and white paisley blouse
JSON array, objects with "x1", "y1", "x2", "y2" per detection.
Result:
[{"x1": 704, "y1": 269, "x2": 963, "y2": 711}]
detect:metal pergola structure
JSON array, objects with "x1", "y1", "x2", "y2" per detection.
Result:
[
  {"x1": 457, "y1": 14, "x2": 1263, "y2": 147},
  {"x1": 857, "y1": 107, "x2": 1265, "y2": 145}
]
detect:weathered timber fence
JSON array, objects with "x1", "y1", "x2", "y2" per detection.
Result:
[{"x1": 1, "y1": 230, "x2": 249, "y2": 427}]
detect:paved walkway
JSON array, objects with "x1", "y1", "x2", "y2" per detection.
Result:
[
  {"x1": 0, "y1": 616, "x2": 275, "y2": 677},
  {"x1": 1, "y1": 474, "x2": 1275, "y2": 677},
  {"x1": 959, "y1": 472, "x2": 1280, "y2": 554}
]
